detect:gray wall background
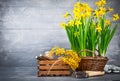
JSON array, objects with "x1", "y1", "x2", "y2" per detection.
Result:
[{"x1": 0, "y1": 0, "x2": 120, "y2": 67}]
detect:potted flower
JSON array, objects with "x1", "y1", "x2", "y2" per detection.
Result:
[{"x1": 60, "y1": 0, "x2": 119, "y2": 71}]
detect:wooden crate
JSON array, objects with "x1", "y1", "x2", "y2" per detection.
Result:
[{"x1": 37, "y1": 59, "x2": 71, "y2": 76}]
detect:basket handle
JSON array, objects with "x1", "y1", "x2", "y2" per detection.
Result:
[
  {"x1": 78, "y1": 49, "x2": 97, "y2": 57},
  {"x1": 47, "y1": 58, "x2": 62, "y2": 75}
]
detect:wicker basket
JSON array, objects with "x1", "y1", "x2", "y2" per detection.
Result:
[{"x1": 77, "y1": 50, "x2": 108, "y2": 71}]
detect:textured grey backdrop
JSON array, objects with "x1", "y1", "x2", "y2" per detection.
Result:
[{"x1": 0, "y1": 0, "x2": 120, "y2": 67}]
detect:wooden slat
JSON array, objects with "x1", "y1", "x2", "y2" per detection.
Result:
[
  {"x1": 38, "y1": 60, "x2": 67, "y2": 65},
  {"x1": 38, "y1": 71, "x2": 71, "y2": 76},
  {"x1": 38, "y1": 65, "x2": 70, "y2": 70},
  {"x1": 37, "y1": 59, "x2": 71, "y2": 76}
]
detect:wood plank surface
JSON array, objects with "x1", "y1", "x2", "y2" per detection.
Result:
[
  {"x1": 38, "y1": 65, "x2": 70, "y2": 70},
  {"x1": 38, "y1": 71, "x2": 71, "y2": 76},
  {"x1": 38, "y1": 60, "x2": 67, "y2": 65}
]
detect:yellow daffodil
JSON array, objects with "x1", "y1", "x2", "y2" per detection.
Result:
[
  {"x1": 69, "y1": 20, "x2": 74, "y2": 26},
  {"x1": 94, "y1": 10, "x2": 101, "y2": 18},
  {"x1": 73, "y1": 7, "x2": 79, "y2": 13},
  {"x1": 73, "y1": 8, "x2": 81, "y2": 18},
  {"x1": 85, "y1": 11, "x2": 91, "y2": 17},
  {"x1": 81, "y1": 13, "x2": 86, "y2": 18},
  {"x1": 96, "y1": 24, "x2": 102, "y2": 32},
  {"x1": 74, "y1": 3, "x2": 78, "y2": 8},
  {"x1": 76, "y1": 2, "x2": 81, "y2": 8},
  {"x1": 94, "y1": 7, "x2": 106, "y2": 17},
  {"x1": 60, "y1": 22, "x2": 66, "y2": 29},
  {"x1": 83, "y1": 3, "x2": 89, "y2": 7},
  {"x1": 74, "y1": 13, "x2": 80, "y2": 19},
  {"x1": 100, "y1": 0, "x2": 106, "y2": 6},
  {"x1": 108, "y1": 7, "x2": 113, "y2": 12},
  {"x1": 86, "y1": 6, "x2": 92, "y2": 13},
  {"x1": 112, "y1": 14, "x2": 119, "y2": 21},
  {"x1": 105, "y1": 20, "x2": 111, "y2": 26},
  {"x1": 95, "y1": 0, "x2": 106, "y2": 7},
  {"x1": 95, "y1": 1, "x2": 101, "y2": 7},
  {"x1": 75, "y1": 20, "x2": 82, "y2": 26},
  {"x1": 85, "y1": 5, "x2": 92, "y2": 17},
  {"x1": 73, "y1": 7, "x2": 84, "y2": 18},
  {"x1": 99, "y1": 7, "x2": 106, "y2": 15},
  {"x1": 63, "y1": 12, "x2": 69, "y2": 18}
]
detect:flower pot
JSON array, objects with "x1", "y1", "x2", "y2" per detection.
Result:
[
  {"x1": 76, "y1": 50, "x2": 108, "y2": 71},
  {"x1": 77, "y1": 57, "x2": 108, "y2": 71}
]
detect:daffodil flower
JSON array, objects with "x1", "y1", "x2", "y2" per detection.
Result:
[
  {"x1": 69, "y1": 20, "x2": 74, "y2": 26},
  {"x1": 105, "y1": 20, "x2": 111, "y2": 26},
  {"x1": 63, "y1": 12, "x2": 69, "y2": 18},
  {"x1": 112, "y1": 14, "x2": 119, "y2": 21},
  {"x1": 60, "y1": 22, "x2": 66, "y2": 29},
  {"x1": 95, "y1": 1, "x2": 101, "y2": 7},
  {"x1": 95, "y1": 0, "x2": 106, "y2": 7},
  {"x1": 100, "y1": 0, "x2": 106, "y2": 6},
  {"x1": 108, "y1": 7, "x2": 113, "y2": 12},
  {"x1": 99, "y1": 7, "x2": 106, "y2": 15},
  {"x1": 96, "y1": 24, "x2": 102, "y2": 32},
  {"x1": 75, "y1": 20, "x2": 82, "y2": 27},
  {"x1": 94, "y1": 9, "x2": 101, "y2": 17},
  {"x1": 85, "y1": 11, "x2": 91, "y2": 17}
]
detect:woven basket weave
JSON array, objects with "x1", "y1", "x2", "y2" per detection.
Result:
[{"x1": 77, "y1": 50, "x2": 108, "y2": 71}]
